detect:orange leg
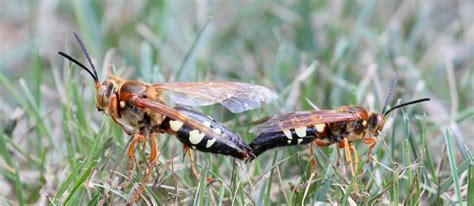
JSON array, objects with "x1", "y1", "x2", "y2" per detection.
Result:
[
  {"x1": 120, "y1": 132, "x2": 146, "y2": 189},
  {"x1": 143, "y1": 132, "x2": 159, "y2": 182},
  {"x1": 309, "y1": 144, "x2": 316, "y2": 172},
  {"x1": 314, "y1": 139, "x2": 330, "y2": 147},
  {"x1": 349, "y1": 144, "x2": 359, "y2": 172},
  {"x1": 186, "y1": 147, "x2": 200, "y2": 179},
  {"x1": 107, "y1": 94, "x2": 132, "y2": 135},
  {"x1": 363, "y1": 137, "x2": 377, "y2": 162},
  {"x1": 309, "y1": 140, "x2": 329, "y2": 172},
  {"x1": 349, "y1": 144, "x2": 362, "y2": 193},
  {"x1": 341, "y1": 138, "x2": 355, "y2": 176},
  {"x1": 129, "y1": 132, "x2": 159, "y2": 204}
]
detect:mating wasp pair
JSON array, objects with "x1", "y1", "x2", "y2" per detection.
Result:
[{"x1": 59, "y1": 33, "x2": 429, "y2": 203}]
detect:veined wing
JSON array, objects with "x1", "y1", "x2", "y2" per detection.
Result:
[
  {"x1": 250, "y1": 110, "x2": 357, "y2": 134},
  {"x1": 131, "y1": 96, "x2": 245, "y2": 151},
  {"x1": 152, "y1": 81, "x2": 277, "y2": 113}
]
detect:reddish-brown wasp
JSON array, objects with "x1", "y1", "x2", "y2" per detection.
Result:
[
  {"x1": 58, "y1": 33, "x2": 276, "y2": 203},
  {"x1": 248, "y1": 76, "x2": 429, "y2": 176}
]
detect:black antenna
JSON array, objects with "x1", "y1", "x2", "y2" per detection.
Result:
[
  {"x1": 73, "y1": 33, "x2": 98, "y2": 81},
  {"x1": 384, "y1": 98, "x2": 430, "y2": 116},
  {"x1": 381, "y1": 72, "x2": 399, "y2": 114},
  {"x1": 58, "y1": 51, "x2": 99, "y2": 83},
  {"x1": 57, "y1": 33, "x2": 99, "y2": 84}
]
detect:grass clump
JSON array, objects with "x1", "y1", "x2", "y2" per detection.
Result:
[{"x1": 1, "y1": 1, "x2": 473, "y2": 205}]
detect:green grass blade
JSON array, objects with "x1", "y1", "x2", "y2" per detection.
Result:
[
  {"x1": 194, "y1": 160, "x2": 208, "y2": 206},
  {"x1": 418, "y1": 116, "x2": 437, "y2": 184},
  {"x1": 393, "y1": 166, "x2": 400, "y2": 206},
  {"x1": 0, "y1": 132, "x2": 13, "y2": 167},
  {"x1": 217, "y1": 183, "x2": 225, "y2": 206},
  {"x1": 263, "y1": 150, "x2": 279, "y2": 206},
  {"x1": 467, "y1": 148, "x2": 474, "y2": 206},
  {"x1": 403, "y1": 138, "x2": 412, "y2": 201},
  {"x1": 64, "y1": 160, "x2": 97, "y2": 204},
  {"x1": 13, "y1": 162, "x2": 24, "y2": 206},
  {"x1": 468, "y1": 166, "x2": 474, "y2": 205},
  {"x1": 176, "y1": 17, "x2": 211, "y2": 80},
  {"x1": 444, "y1": 129, "x2": 462, "y2": 203}
]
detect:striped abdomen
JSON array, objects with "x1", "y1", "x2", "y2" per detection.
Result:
[
  {"x1": 249, "y1": 124, "x2": 330, "y2": 158},
  {"x1": 161, "y1": 107, "x2": 252, "y2": 159}
]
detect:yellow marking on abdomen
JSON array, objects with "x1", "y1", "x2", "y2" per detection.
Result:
[
  {"x1": 295, "y1": 126, "x2": 307, "y2": 138},
  {"x1": 189, "y1": 130, "x2": 205, "y2": 145},
  {"x1": 206, "y1": 138, "x2": 217, "y2": 148},
  {"x1": 169, "y1": 120, "x2": 184, "y2": 132},
  {"x1": 314, "y1": 124, "x2": 325, "y2": 133},
  {"x1": 283, "y1": 129, "x2": 292, "y2": 139}
]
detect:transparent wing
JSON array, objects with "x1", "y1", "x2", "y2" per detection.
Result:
[
  {"x1": 152, "y1": 81, "x2": 277, "y2": 113},
  {"x1": 250, "y1": 110, "x2": 357, "y2": 134},
  {"x1": 130, "y1": 96, "x2": 244, "y2": 150}
]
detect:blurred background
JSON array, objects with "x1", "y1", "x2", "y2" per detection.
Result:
[{"x1": 0, "y1": 0, "x2": 473, "y2": 205}]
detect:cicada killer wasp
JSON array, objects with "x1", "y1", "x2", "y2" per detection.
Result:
[
  {"x1": 248, "y1": 75, "x2": 429, "y2": 176},
  {"x1": 58, "y1": 33, "x2": 276, "y2": 203}
]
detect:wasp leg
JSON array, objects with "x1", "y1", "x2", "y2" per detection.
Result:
[
  {"x1": 182, "y1": 145, "x2": 188, "y2": 161},
  {"x1": 144, "y1": 132, "x2": 159, "y2": 183},
  {"x1": 349, "y1": 144, "x2": 359, "y2": 173},
  {"x1": 340, "y1": 139, "x2": 355, "y2": 176},
  {"x1": 314, "y1": 139, "x2": 329, "y2": 147},
  {"x1": 363, "y1": 137, "x2": 377, "y2": 162},
  {"x1": 129, "y1": 132, "x2": 159, "y2": 204},
  {"x1": 120, "y1": 132, "x2": 146, "y2": 190},
  {"x1": 349, "y1": 144, "x2": 362, "y2": 195},
  {"x1": 336, "y1": 141, "x2": 345, "y2": 166},
  {"x1": 336, "y1": 147, "x2": 341, "y2": 166},
  {"x1": 183, "y1": 145, "x2": 200, "y2": 179},
  {"x1": 187, "y1": 147, "x2": 200, "y2": 179},
  {"x1": 310, "y1": 140, "x2": 330, "y2": 172},
  {"x1": 309, "y1": 144, "x2": 316, "y2": 173},
  {"x1": 108, "y1": 94, "x2": 132, "y2": 135},
  {"x1": 141, "y1": 136, "x2": 147, "y2": 155}
]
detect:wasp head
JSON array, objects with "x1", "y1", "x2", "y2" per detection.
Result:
[
  {"x1": 58, "y1": 33, "x2": 111, "y2": 112},
  {"x1": 365, "y1": 97, "x2": 431, "y2": 137},
  {"x1": 368, "y1": 73, "x2": 430, "y2": 137},
  {"x1": 95, "y1": 79, "x2": 120, "y2": 112},
  {"x1": 366, "y1": 112, "x2": 384, "y2": 136}
]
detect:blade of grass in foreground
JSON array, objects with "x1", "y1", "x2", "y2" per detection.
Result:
[
  {"x1": 418, "y1": 117, "x2": 438, "y2": 184},
  {"x1": 260, "y1": 150, "x2": 278, "y2": 206},
  {"x1": 0, "y1": 132, "x2": 13, "y2": 168},
  {"x1": 56, "y1": 120, "x2": 108, "y2": 204},
  {"x1": 13, "y1": 162, "x2": 24, "y2": 206},
  {"x1": 444, "y1": 129, "x2": 462, "y2": 204},
  {"x1": 467, "y1": 147, "x2": 474, "y2": 206},
  {"x1": 0, "y1": 73, "x2": 52, "y2": 144},
  {"x1": 0, "y1": 131, "x2": 24, "y2": 205},
  {"x1": 194, "y1": 160, "x2": 209, "y2": 205},
  {"x1": 176, "y1": 17, "x2": 211, "y2": 81},
  {"x1": 341, "y1": 159, "x2": 363, "y2": 205}
]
